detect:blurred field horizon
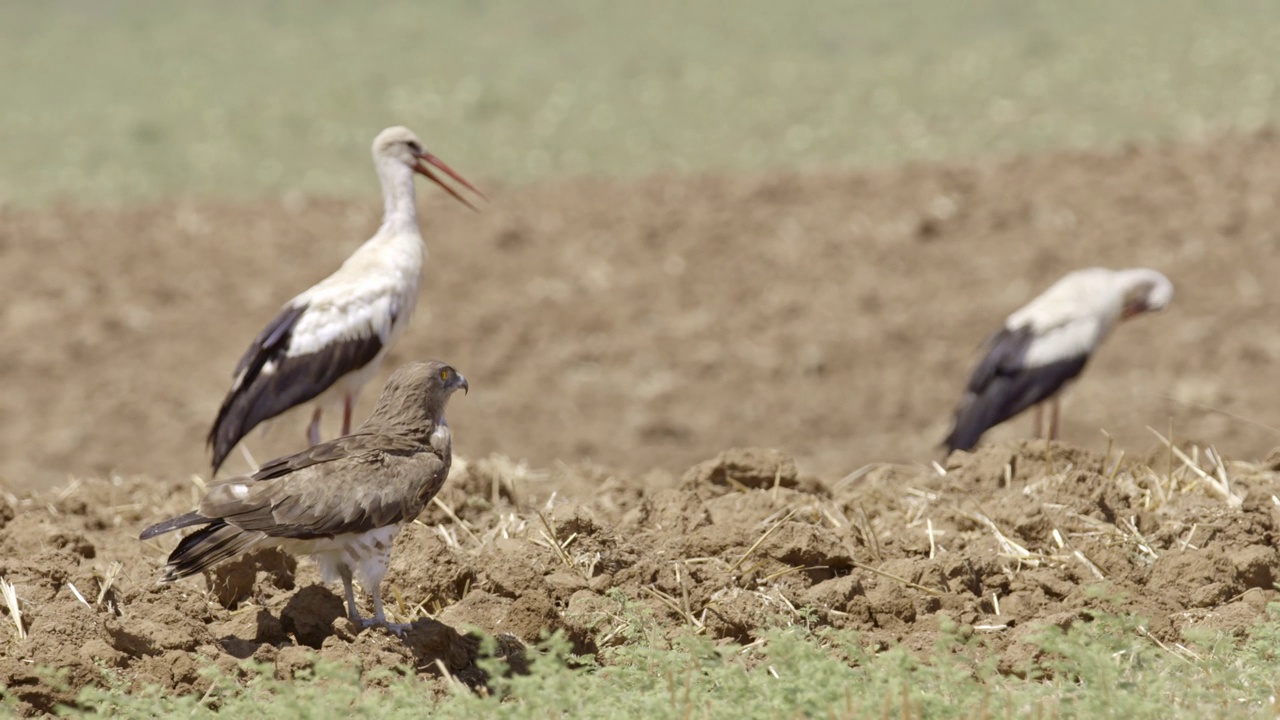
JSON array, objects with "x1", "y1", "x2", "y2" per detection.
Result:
[{"x1": 5, "y1": 0, "x2": 1280, "y2": 207}]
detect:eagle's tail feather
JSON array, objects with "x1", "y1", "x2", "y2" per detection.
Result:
[{"x1": 159, "y1": 521, "x2": 264, "y2": 582}]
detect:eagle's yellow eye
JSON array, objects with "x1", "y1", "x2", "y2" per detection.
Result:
[{"x1": 439, "y1": 369, "x2": 449, "y2": 381}]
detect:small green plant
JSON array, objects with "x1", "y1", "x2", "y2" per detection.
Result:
[{"x1": 58, "y1": 608, "x2": 1280, "y2": 719}]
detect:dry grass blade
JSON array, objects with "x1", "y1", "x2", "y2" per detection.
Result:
[
  {"x1": 728, "y1": 507, "x2": 798, "y2": 574},
  {"x1": 1208, "y1": 446, "x2": 1233, "y2": 500},
  {"x1": 835, "y1": 463, "x2": 883, "y2": 491},
  {"x1": 819, "y1": 501, "x2": 850, "y2": 529},
  {"x1": 1071, "y1": 549, "x2": 1106, "y2": 580},
  {"x1": 760, "y1": 565, "x2": 827, "y2": 583},
  {"x1": 927, "y1": 518, "x2": 937, "y2": 559},
  {"x1": 430, "y1": 522, "x2": 461, "y2": 549},
  {"x1": 535, "y1": 509, "x2": 578, "y2": 572},
  {"x1": 1136, "y1": 625, "x2": 1197, "y2": 665},
  {"x1": 434, "y1": 658, "x2": 464, "y2": 690},
  {"x1": 238, "y1": 445, "x2": 259, "y2": 474},
  {"x1": 1107, "y1": 450, "x2": 1126, "y2": 483},
  {"x1": 1179, "y1": 523, "x2": 1199, "y2": 551},
  {"x1": 965, "y1": 512, "x2": 1036, "y2": 564},
  {"x1": 431, "y1": 496, "x2": 483, "y2": 547},
  {"x1": 1101, "y1": 429, "x2": 1114, "y2": 474},
  {"x1": 1144, "y1": 462, "x2": 1169, "y2": 509},
  {"x1": 737, "y1": 637, "x2": 768, "y2": 657},
  {"x1": 674, "y1": 562, "x2": 695, "y2": 624},
  {"x1": 1102, "y1": 428, "x2": 1125, "y2": 481},
  {"x1": 1118, "y1": 517, "x2": 1158, "y2": 559},
  {"x1": 482, "y1": 511, "x2": 528, "y2": 545},
  {"x1": 1147, "y1": 427, "x2": 1240, "y2": 506},
  {"x1": 96, "y1": 561, "x2": 123, "y2": 606},
  {"x1": 191, "y1": 676, "x2": 221, "y2": 715},
  {"x1": 854, "y1": 504, "x2": 882, "y2": 563},
  {"x1": 851, "y1": 560, "x2": 942, "y2": 597},
  {"x1": 67, "y1": 582, "x2": 92, "y2": 609},
  {"x1": 54, "y1": 479, "x2": 83, "y2": 502},
  {"x1": 390, "y1": 587, "x2": 410, "y2": 624},
  {"x1": 642, "y1": 585, "x2": 704, "y2": 631},
  {"x1": 478, "y1": 455, "x2": 533, "y2": 507},
  {"x1": 1, "y1": 577, "x2": 26, "y2": 640}
]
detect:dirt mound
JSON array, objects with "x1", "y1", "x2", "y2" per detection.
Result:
[
  {"x1": 1, "y1": 441, "x2": 1276, "y2": 714},
  {"x1": 4, "y1": 130, "x2": 1280, "y2": 489}
]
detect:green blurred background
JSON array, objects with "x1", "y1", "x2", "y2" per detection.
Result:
[{"x1": 3, "y1": 0, "x2": 1280, "y2": 207}]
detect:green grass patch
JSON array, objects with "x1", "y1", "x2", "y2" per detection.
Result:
[
  {"x1": 51, "y1": 606, "x2": 1280, "y2": 719},
  {"x1": 4, "y1": 1, "x2": 1280, "y2": 206}
]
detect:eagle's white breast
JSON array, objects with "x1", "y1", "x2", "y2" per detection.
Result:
[{"x1": 287, "y1": 523, "x2": 403, "y2": 592}]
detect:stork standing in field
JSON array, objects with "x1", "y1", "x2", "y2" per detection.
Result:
[
  {"x1": 208, "y1": 127, "x2": 484, "y2": 474},
  {"x1": 944, "y1": 267, "x2": 1173, "y2": 453}
]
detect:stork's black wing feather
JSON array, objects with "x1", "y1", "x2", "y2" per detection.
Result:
[
  {"x1": 944, "y1": 326, "x2": 1088, "y2": 452},
  {"x1": 207, "y1": 303, "x2": 383, "y2": 473}
]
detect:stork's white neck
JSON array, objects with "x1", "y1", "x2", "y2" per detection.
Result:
[{"x1": 376, "y1": 158, "x2": 420, "y2": 233}]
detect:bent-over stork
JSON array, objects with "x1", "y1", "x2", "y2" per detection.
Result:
[
  {"x1": 207, "y1": 127, "x2": 484, "y2": 473},
  {"x1": 944, "y1": 267, "x2": 1173, "y2": 453}
]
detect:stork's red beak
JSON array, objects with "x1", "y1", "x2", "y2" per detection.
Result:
[{"x1": 413, "y1": 151, "x2": 487, "y2": 211}]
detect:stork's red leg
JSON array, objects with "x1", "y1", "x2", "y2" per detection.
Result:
[
  {"x1": 307, "y1": 407, "x2": 323, "y2": 446},
  {"x1": 343, "y1": 395, "x2": 354, "y2": 436}
]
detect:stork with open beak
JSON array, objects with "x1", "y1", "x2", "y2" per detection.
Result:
[
  {"x1": 944, "y1": 267, "x2": 1173, "y2": 453},
  {"x1": 207, "y1": 126, "x2": 484, "y2": 474}
]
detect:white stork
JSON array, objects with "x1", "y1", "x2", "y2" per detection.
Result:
[
  {"x1": 208, "y1": 126, "x2": 484, "y2": 473},
  {"x1": 944, "y1": 267, "x2": 1173, "y2": 453}
]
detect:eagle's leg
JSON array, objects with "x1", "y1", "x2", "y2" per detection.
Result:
[
  {"x1": 337, "y1": 564, "x2": 362, "y2": 622},
  {"x1": 1032, "y1": 404, "x2": 1044, "y2": 439},
  {"x1": 307, "y1": 407, "x2": 323, "y2": 447},
  {"x1": 372, "y1": 586, "x2": 386, "y2": 624},
  {"x1": 1048, "y1": 397, "x2": 1061, "y2": 441},
  {"x1": 342, "y1": 394, "x2": 354, "y2": 436},
  {"x1": 367, "y1": 583, "x2": 411, "y2": 635}
]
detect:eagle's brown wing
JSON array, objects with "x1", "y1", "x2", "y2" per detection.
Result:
[
  {"x1": 250, "y1": 431, "x2": 398, "y2": 481},
  {"x1": 200, "y1": 432, "x2": 449, "y2": 539}
]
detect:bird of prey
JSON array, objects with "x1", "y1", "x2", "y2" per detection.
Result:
[
  {"x1": 944, "y1": 267, "x2": 1173, "y2": 453},
  {"x1": 207, "y1": 126, "x2": 484, "y2": 474},
  {"x1": 145, "y1": 360, "x2": 468, "y2": 630}
]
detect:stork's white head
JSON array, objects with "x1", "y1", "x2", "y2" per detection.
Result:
[
  {"x1": 1116, "y1": 268, "x2": 1173, "y2": 319},
  {"x1": 371, "y1": 126, "x2": 486, "y2": 211}
]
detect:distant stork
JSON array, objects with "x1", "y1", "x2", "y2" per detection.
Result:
[
  {"x1": 944, "y1": 267, "x2": 1173, "y2": 453},
  {"x1": 208, "y1": 126, "x2": 484, "y2": 473}
]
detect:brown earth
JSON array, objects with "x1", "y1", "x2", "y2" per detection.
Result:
[
  {"x1": 1, "y1": 441, "x2": 1278, "y2": 714},
  {"x1": 3, "y1": 130, "x2": 1280, "y2": 713},
  {"x1": 3, "y1": 129, "x2": 1280, "y2": 489}
]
